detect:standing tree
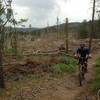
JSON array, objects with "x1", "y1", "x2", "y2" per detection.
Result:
[
  {"x1": 0, "y1": 0, "x2": 12, "y2": 88},
  {"x1": 89, "y1": 0, "x2": 96, "y2": 49},
  {"x1": 65, "y1": 18, "x2": 69, "y2": 53}
]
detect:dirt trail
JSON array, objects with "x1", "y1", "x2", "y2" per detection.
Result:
[
  {"x1": 2, "y1": 49, "x2": 99, "y2": 100},
  {"x1": 31, "y1": 51, "x2": 100, "y2": 100}
]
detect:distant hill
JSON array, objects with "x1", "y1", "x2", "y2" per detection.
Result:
[
  {"x1": 6, "y1": 22, "x2": 81, "y2": 33},
  {"x1": 15, "y1": 27, "x2": 39, "y2": 33}
]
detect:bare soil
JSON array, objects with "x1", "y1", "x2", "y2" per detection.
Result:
[
  {"x1": 0, "y1": 38, "x2": 100, "y2": 100},
  {"x1": 2, "y1": 51, "x2": 99, "y2": 100}
]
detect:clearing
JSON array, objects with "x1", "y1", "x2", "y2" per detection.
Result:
[{"x1": 0, "y1": 39, "x2": 100, "y2": 100}]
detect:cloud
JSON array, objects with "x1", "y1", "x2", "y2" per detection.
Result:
[
  {"x1": 13, "y1": 0, "x2": 61, "y2": 27},
  {"x1": 12, "y1": 0, "x2": 91, "y2": 27}
]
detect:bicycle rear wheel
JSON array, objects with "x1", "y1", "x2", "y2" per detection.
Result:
[
  {"x1": 79, "y1": 73, "x2": 83, "y2": 86},
  {"x1": 79, "y1": 65, "x2": 85, "y2": 86}
]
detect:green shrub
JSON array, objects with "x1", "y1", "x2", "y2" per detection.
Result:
[
  {"x1": 59, "y1": 55, "x2": 77, "y2": 65},
  {"x1": 95, "y1": 58, "x2": 100, "y2": 67},
  {"x1": 92, "y1": 58, "x2": 100, "y2": 92},
  {"x1": 53, "y1": 63, "x2": 66, "y2": 74},
  {"x1": 53, "y1": 56, "x2": 77, "y2": 74}
]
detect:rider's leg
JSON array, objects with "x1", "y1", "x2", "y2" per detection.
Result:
[
  {"x1": 78, "y1": 59, "x2": 81, "y2": 71},
  {"x1": 84, "y1": 62, "x2": 88, "y2": 72},
  {"x1": 83, "y1": 57, "x2": 88, "y2": 73}
]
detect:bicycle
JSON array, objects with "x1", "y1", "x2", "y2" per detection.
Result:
[
  {"x1": 78, "y1": 57, "x2": 87, "y2": 86},
  {"x1": 97, "y1": 89, "x2": 100, "y2": 100}
]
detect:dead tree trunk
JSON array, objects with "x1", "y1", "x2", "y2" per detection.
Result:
[
  {"x1": 65, "y1": 18, "x2": 69, "y2": 53},
  {"x1": 0, "y1": 27, "x2": 5, "y2": 88},
  {"x1": 12, "y1": 24, "x2": 18, "y2": 56},
  {"x1": 89, "y1": 0, "x2": 96, "y2": 50},
  {"x1": 57, "y1": 17, "x2": 59, "y2": 40}
]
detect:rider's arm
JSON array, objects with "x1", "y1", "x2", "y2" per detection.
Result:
[
  {"x1": 86, "y1": 48, "x2": 91, "y2": 58},
  {"x1": 74, "y1": 48, "x2": 80, "y2": 58}
]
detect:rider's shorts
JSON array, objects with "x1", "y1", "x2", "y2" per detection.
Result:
[{"x1": 78, "y1": 57, "x2": 88, "y2": 64}]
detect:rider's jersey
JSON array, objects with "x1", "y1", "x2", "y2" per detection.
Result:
[{"x1": 77, "y1": 48, "x2": 90, "y2": 58}]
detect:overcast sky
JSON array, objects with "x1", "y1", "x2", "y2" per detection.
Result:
[{"x1": 12, "y1": 0, "x2": 92, "y2": 28}]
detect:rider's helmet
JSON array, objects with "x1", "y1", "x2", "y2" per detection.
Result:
[{"x1": 80, "y1": 43, "x2": 85, "y2": 49}]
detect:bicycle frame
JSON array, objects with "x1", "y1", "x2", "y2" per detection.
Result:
[{"x1": 79, "y1": 57, "x2": 86, "y2": 86}]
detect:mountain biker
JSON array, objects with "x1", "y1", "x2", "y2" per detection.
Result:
[{"x1": 74, "y1": 43, "x2": 91, "y2": 72}]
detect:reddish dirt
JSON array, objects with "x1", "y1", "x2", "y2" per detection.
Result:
[{"x1": 3, "y1": 58, "x2": 59, "y2": 75}]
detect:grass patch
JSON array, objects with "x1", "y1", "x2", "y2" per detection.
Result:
[
  {"x1": 53, "y1": 63, "x2": 76, "y2": 74},
  {"x1": 53, "y1": 55, "x2": 77, "y2": 74},
  {"x1": 5, "y1": 48, "x2": 16, "y2": 54},
  {"x1": 59, "y1": 55, "x2": 77, "y2": 65},
  {"x1": 91, "y1": 57, "x2": 100, "y2": 92}
]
